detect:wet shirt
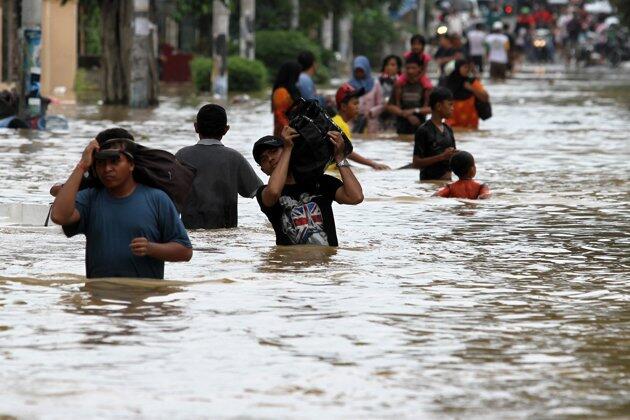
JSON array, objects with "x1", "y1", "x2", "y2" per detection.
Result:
[
  {"x1": 413, "y1": 120, "x2": 456, "y2": 180},
  {"x1": 256, "y1": 175, "x2": 343, "y2": 246},
  {"x1": 176, "y1": 139, "x2": 262, "y2": 229},
  {"x1": 63, "y1": 184, "x2": 192, "y2": 279},
  {"x1": 389, "y1": 81, "x2": 426, "y2": 134},
  {"x1": 436, "y1": 179, "x2": 490, "y2": 199}
]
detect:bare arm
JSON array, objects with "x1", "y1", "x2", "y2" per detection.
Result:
[
  {"x1": 51, "y1": 140, "x2": 99, "y2": 225},
  {"x1": 130, "y1": 238, "x2": 192, "y2": 262},
  {"x1": 412, "y1": 148, "x2": 456, "y2": 169},
  {"x1": 261, "y1": 127, "x2": 299, "y2": 208},
  {"x1": 328, "y1": 131, "x2": 363, "y2": 205},
  {"x1": 348, "y1": 151, "x2": 390, "y2": 170}
]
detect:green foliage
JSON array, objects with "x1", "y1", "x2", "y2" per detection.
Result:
[
  {"x1": 610, "y1": 0, "x2": 630, "y2": 27},
  {"x1": 190, "y1": 56, "x2": 214, "y2": 92},
  {"x1": 82, "y1": 5, "x2": 101, "y2": 55},
  {"x1": 313, "y1": 65, "x2": 331, "y2": 85},
  {"x1": 74, "y1": 68, "x2": 99, "y2": 93},
  {"x1": 190, "y1": 55, "x2": 268, "y2": 92},
  {"x1": 352, "y1": 8, "x2": 398, "y2": 67},
  {"x1": 255, "y1": 30, "x2": 321, "y2": 76},
  {"x1": 228, "y1": 56, "x2": 268, "y2": 91}
]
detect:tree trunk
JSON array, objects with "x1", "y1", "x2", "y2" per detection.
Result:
[
  {"x1": 100, "y1": 0, "x2": 132, "y2": 104},
  {"x1": 129, "y1": 0, "x2": 158, "y2": 107},
  {"x1": 212, "y1": 0, "x2": 229, "y2": 100},
  {"x1": 417, "y1": 0, "x2": 426, "y2": 34},
  {"x1": 338, "y1": 14, "x2": 353, "y2": 71},
  {"x1": 239, "y1": 0, "x2": 255, "y2": 60},
  {"x1": 321, "y1": 11, "x2": 333, "y2": 51},
  {"x1": 290, "y1": 0, "x2": 299, "y2": 30}
]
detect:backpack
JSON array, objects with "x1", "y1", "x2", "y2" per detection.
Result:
[{"x1": 288, "y1": 98, "x2": 353, "y2": 183}]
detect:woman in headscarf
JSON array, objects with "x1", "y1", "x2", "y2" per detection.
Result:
[
  {"x1": 440, "y1": 59, "x2": 489, "y2": 129},
  {"x1": 272, "y1": 61, "x2": 302, "y2": 137},
  {"x1": 349, "y1": 56, "x2": 383, "y2": 134}
]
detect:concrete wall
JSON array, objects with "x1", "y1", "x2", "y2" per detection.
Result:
[{"x1": 41, "y1": 0, "x2": 77, "y2": 99}]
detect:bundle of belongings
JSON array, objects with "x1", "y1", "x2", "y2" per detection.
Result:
[{"x1": 287, "y1": 98, "x2": 353, "y2": 183}]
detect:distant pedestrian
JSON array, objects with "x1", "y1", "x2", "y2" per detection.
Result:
[
  {"x1": 349, "y1": 56, "x2": 383, "y2": 134},
  {"x1": 466, "y1": 23, "x2": 487, "y2": 72},
  {"x1": 296, "y1": 51, "x2": 325, "y2": 106},
  {"x1": 387, "y1": 54, "x2": 431, "y2": 135},
  {"x1": 176, "y1": 104, "x2": 262, "y2": 229},
  {"x1": 412, "y1": 87, "x2": 457, "y2": 181},
  {"x1": 435, "y1": 151, "x2": 491, "y2": 199},
  {"x1": 485, "y1": 22, "x2": 510, "y2": 80},
  {"x1": 441, "y1": 59, "x2": 489, "y2": 129},
  {"x1": 272, "y1": 61, "x2": 302, "y2": 137}
]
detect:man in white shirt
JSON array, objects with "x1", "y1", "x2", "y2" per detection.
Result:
[
  {"x1": 485, "y1": 21, "x2": 510, "y2": 80},
  {"x1": 467, "y1": 23, "x2": 487, "y2": 72}
]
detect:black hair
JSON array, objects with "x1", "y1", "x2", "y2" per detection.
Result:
[
  {"x1": 405, "y1": 53, "x2": 424, "y2": 67},
  {"x1": 381, "y1": 54, "x2": 403, "y2": 73},
  {"x1": 273, "y1": 61, "x2": 302, "y2": 100},
  {"x1": 450, "y1": 151, "x2": 475, "y2": 179},
  {"x1": 196, "y1": 103, "x2": 228, "y2": 138},
  {"x1": 297, "y1": 51, "x2": 316, "y2": 71},
  {"x1": 475, "y1": 22, "x2": 484, "y2": 30},
  {"x1": 429, "y1": 86, "x2": 453, "y2": 109},
  {"x1": 95, "y1": 127, "x2": 134, "y2": 145},
  {"x1": 410, "y1": 34, "x2": 426, "y2": 46}
]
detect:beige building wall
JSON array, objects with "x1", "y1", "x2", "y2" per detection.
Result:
[{"x1": 41, "y1": 0, "x2": 78, "y2": 99}]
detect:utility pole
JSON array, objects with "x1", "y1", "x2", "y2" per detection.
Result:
[
  {"x1": 417, "y1": 0, "x2": 426, "y2": 34},
  {"x1": 290, "y1": 0, "x2": 299, "y2": 30},
  {"x1": 321, "y1": 12, "x2": 333, "y2": 51},
  {"x1": 212, "y1": 0, "x2": 229, "y2": 100},
  {"x1": 338, "y1": 14, "x2": 353, "y2": 72},
  {"x1": 129, "y1": 0, "x2": 158, "y2": 108},
  {"x1": 239, "y1": 0, "x2": 255, "y2": 60},
  {"x1": 18, "y1": 0, "x2": 41, "y2": 119}
]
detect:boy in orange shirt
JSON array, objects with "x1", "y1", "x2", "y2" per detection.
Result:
[{"x1": 435, "y1": 151, "x2": 491, "y2": 199}]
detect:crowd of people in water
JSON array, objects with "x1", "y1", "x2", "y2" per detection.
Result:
[{"x1": 48, "y1": 31, "x2": 511, "y2": 280}]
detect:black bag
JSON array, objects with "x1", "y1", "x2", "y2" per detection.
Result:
[
  {"x1": 132, "y1": 145, "x2": 196, "y2": 212},
  {"x1": 288, "y1": 98, "x2": 353, "y2": 183},
  {"x1": 475, "y1": 98, "x2": 492, "y2": 120},
  {"x1": 89, "y1": 139, "x2": 196, "y2": 213}
]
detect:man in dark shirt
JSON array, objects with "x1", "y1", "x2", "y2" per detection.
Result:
[
  {"x1": 253, "y1": 127, "x2": 363, "y2": 246},
  {"x1": 386, "y1": 54, "x2": 431, "y2": 135},
  {"x1": 413, "y1": 87, "x2": 457, "y2": 180},
  {"x1": 176, "y1": 104, "x2": 262, "y2": 229}
]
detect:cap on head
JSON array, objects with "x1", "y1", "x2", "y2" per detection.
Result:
[
  {"x1": 95, "y1": 138, "x2": 136, "y2": 161},
  {"x1": 335, "y1": 83, "x2": 364, "y2": 108},
  {"x1": 95, "y1": 127, "x2": 134, "y2": 146},
  {"x1": 493, "y1": 21, "x2": 503, "y2": 31},
  {"x1": 252, "y1": 135, "x2": 284, "y2": 164}
]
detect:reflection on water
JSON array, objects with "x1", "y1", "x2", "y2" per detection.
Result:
[{"x1": 0, "y1": 68, "x2": 629, "y2": 417}]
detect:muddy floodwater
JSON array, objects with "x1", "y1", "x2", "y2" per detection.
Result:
[{"x1": 1, "y1": 67, "x2": 629, "y2": 418}]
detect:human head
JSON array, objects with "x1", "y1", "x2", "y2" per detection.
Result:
[
  {"x1": 429, "y1": 87, "x2": 454, "y2": 118},
  {"x1": 252, "y1": 135, "x2": 284, "y2": 175},
  {"x1": 475, "y1": 22, "x2": 484, "y2": 31},
  {"x1": 195, "y1": 103, "x2": 229, "y2": 139},
  {"x1": 95, "y1": 127, "x2": 134, "y2": 146},
  {"x1": 353, "y1": 56, "x2": 372, "y2": 81},
  {"x1": 450, "y1": 151, "x2": 476, "y2": 179},
  {"x1": 492, "y1": 21, "x2": 503, "y2": 33},
  {"x1": 93, "y1": 138, "x2": 136, "y2": 189},
  {"x1": 410, "y1": 34, "x2": 426, "y2": 54},
  {"x1": 297, "y1": 50, "x2": 316, "y2": 73},
  {"x1": 273, "y1": 61, "x2": 302, "y2": 96},
  {"x1": 404, "y1": 54, "x2": 424, "y2": 82},
  {"x1": 450, "y1": 59, "x2": 470, "y2": 77},
  {"x1": 381, "y1": 55, "x2": 402, "y2": 76},
  {"x1": 438, "y1": 35, "x2": 452, "y2": 48},
  {"x1": 335, "y1": 83, "x2": 362, "y2": 120}
]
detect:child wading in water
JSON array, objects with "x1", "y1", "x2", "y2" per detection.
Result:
[{"x1": 436, "y1": 151, "x2": 491, "y2": 199}]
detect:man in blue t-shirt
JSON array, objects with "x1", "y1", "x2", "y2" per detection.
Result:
[{"x1": 51, "y1": 138, "x2": 193, "y2": 279}]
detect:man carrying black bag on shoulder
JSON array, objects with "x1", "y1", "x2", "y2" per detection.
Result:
[{"x1": 253, "y1": 126, "x2": 363, "y2": 247}]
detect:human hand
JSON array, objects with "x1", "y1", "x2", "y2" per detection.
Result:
[
  {"x1": 371, "y1": 162, "x2": 391, "y2": 171},
  {"x1": 280, "y1": 126, "x2": 299, "y2": 148},
  {"x1": 442, "y1": 147, "x2": 457, "y2": 159},
  {"x1": 463, "y1": 81, "x2": 473, "y2": 91},
  {"x1": 327, "y1": 131, "x2": 346, "y2": 163},
  {"x1": 407, "y1": 115, "x2": 421, "y2": 126},
  {"x1": 79, "y1": 139, "x2": 99, "y2": 170},
  {"x1": 130, "y1": 237, "x2": 153, "y2": 257}
]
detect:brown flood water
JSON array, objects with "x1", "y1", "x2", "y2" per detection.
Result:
[{"x1": 0, "y1": 66, "x2": 629, "y2": 417}]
